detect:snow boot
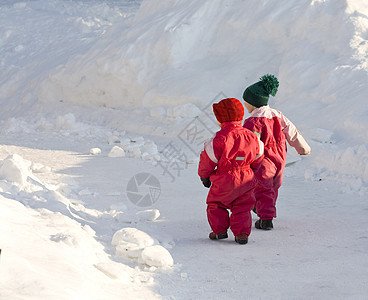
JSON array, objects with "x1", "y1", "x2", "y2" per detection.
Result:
[
  {"x1": 255, "y1": 219, "x2": 273, "y2": 230},
  {"x1": 209, "y1": 230, "x2": 228, "y2": 240},
  {"x1": 235, "y1": 234, "x2": 248, "y2": 245}
]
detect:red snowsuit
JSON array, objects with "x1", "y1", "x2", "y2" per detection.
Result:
[
  {"x1": 243, "y1": 105, "x2": 311, "y2": 220},
  {"x1": 198, "y1": 121, "x2": 264, "y2": 236}
]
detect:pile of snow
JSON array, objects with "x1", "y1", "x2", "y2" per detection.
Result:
[
  {"x1": 108, "y1": 133, "x2": 160, "y2": 160},
  {"x1": 0, "y1": 154, "x2": 33, "y2": 189},
  {"x1": 90, "y1": 147, "x2": 102, "y2": 155},
  {"x1": 0, "y1": 149, "x2": 169, "y2": 244},
  {"x1": 0, "y1": 192, "x2": 159, "y2": 299},
  {"x1": 0, "y1": 154, "x2": 50, "y2": 193},
  {"x1": 108, "y1": 146, "x2": 126, "y2": 158},
  {"x1": 0, "y1": 153, "x2": 83, "y2": 218},
  {"x1": 0, "y1": 148, "x2": 170, "y2": 297},
  {"x1": 23, "y1": 0, "x2": 368, "y2": 193},
  {"x1": 36, "y1": 0, "x2": 368, "y2": 135},
  {"x1": 112, "y1": 227, "x2": 174, "y2": 268}
]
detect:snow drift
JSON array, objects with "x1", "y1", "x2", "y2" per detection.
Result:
[
  {"x1": 37, "y1": 0, "x2": 368, "y2": 139},
  {"x1": 35, "y1": 0, "x2": 368, "y2": 190},
  {"x1": 1, "y1": 0, "x2": 368, "y2": 190}
]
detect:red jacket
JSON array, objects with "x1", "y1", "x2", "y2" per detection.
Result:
[
  {"x1": 242, "y1": 106, "x2": 311, "y2": 219},
  {"x1": 243, "y1": 105, "x2": 310, "y2": 166},
  {"x1": 198, "y1": 121, "x2": 264, "y2": 203}
]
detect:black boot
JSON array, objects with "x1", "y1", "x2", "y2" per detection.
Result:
[
  {"x1": 255, "y1": 219, "x2": 273, "y2": 230},
  {"x1": 209, "y1": 230, "x2": 228, "y2": 240},
  {"x1": 235, "y1": 234, "x2": 248, "y2": 245}
]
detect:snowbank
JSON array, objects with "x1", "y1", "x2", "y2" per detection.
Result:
[
  {"x1": 24, "y1": 0, "x2": 368, "y2": 191},
  {"x1": 1, "y1": 0, "x2": 368, "y2": 191},
  {"x1": 0, "y1": 153, "x2": 160, "y2": 299},
  {"x1": 0, "y1": 148, "x2": 166, "y2": 298},
  {"x1": 37, "y1": 0, "x2": 368, "y2": 137},
  {"x1": 0, "y1": 197, "x2": 160, "y2": 299}
]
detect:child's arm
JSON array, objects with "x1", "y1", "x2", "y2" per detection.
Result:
[
  {"x1": 198, "y1": 150, "x2": 217, "y2": 179},
  {"x1": 281, "y1": 115, "x2": 311, "y2": 155},
  {"x1": 198, "y1": 135, "x2": 222, "y2": 183}
]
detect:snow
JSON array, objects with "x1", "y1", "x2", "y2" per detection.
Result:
[
  {"x1": 0, "y1": 0, "x2": 367, "y2": 299},
  {"x1": 90, "y1": 147, "x2": 102, "y2": 155},
  {"x1": 112, "y1": 227, "x2": 173, "y2": 268},
  {"x1": 140, "y1": 245, "x2": 174, "y2": 268},
  {"x1": 108, "y1": 146, "x2": 126, "y2": 158}
]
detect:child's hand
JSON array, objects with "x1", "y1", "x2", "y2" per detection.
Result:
[
  {"x1": 299, "y1": 149, "x2": 311, "y2": 155},
  {"x1": 200, "y1": 177, "x2": 211, "y2": 188}
]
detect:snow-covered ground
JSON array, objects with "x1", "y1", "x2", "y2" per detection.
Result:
[{"x1": 0, "y1": 0, "x2": 367, "y2": 299}]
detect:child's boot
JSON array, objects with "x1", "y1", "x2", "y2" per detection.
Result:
[
  {"x1": 235, "y1": 234, "x2": 248, "y2": 245},
  {"x1": 209, "y1": 230, "x2": 228, "y2": 240},
  {"x1": 255, "y1": 219, "x2": 273, "y2": 230}
]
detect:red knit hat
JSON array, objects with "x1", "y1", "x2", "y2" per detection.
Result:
[{"x1": 213, "y1": 98, "x2": 244, "y2": 123}]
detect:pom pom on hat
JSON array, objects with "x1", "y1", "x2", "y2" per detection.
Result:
[
  {"x1": 242, "y1": 74, "x2": 279, "y2": 107},
  {"x1": 213, "y1": 98, "x2": 244, "y2": 124},
  {"x1": 260, "y1": 74, "x2": 279, "y2": 96}
]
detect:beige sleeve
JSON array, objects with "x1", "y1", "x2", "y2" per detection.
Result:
[{"x1": 282, "y1": 115, "x2": 311, "y2": 155}]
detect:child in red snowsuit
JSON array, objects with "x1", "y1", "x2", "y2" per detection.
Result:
[
  {"x1": 198, "y1": 98, "x2": 264, "y2": 244},
  {"x1": 242, "y1": 74, "x2": 311, "y2": 230}
]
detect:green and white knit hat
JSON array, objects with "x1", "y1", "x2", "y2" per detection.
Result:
[{"x1": 242, "y1": 74, "x2": 279, "y2": 108}]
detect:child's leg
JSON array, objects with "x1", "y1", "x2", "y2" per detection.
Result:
[
  {"x1": 255, "y1": 184, "x2": 277, "y2": 220},
  {"x1": 255, "y1": 167, "x2": 285, "y2": 220},
  {"x1": 229, "y1": 190, "x2": 255, "y2": 236},
  {"x1": 207, "y1": 202, "x2": 230, "y2": 234},
  {"x1": 255, "y1": 158, "x2": 278, "y2": 220}
]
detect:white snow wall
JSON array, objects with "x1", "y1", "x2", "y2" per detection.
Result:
[{"x1": 38, "y1": 0, "x2": 368, "y2": 141}]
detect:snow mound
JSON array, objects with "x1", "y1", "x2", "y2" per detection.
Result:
[
  {"x1": 0, "y1": 154, "x2": 51, "y2": 193},
  {"x1": 37, "y1": 0, "x2": 368, "y2": 140},
  {"x1": 101, "y1": 132, "x2": 161, "y2": 160},
  {"x1": 120, "y1": 136, "x2": 160, "y2": 160},
  {"x1": 108, "y1": 146, "x2": 126, "y2": 158},
  {"x1": 112, "y1": 227, "x2": 156, "y2": 258},
  {"x1": 140, "y1": 245, "x2": 174, "y2": 268},
  {"x1": 90, "y1": 148, "x2": 102, "y2": 155},
  {"x1": 0, "y1": 154, "x2": 32, "y2": 188},
  {"x1": 0, "y1": 153, "x2": 96, "y2": 219},
  {"x1": 112, "y1": 227, "x2": 174, "y2": 268}
]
